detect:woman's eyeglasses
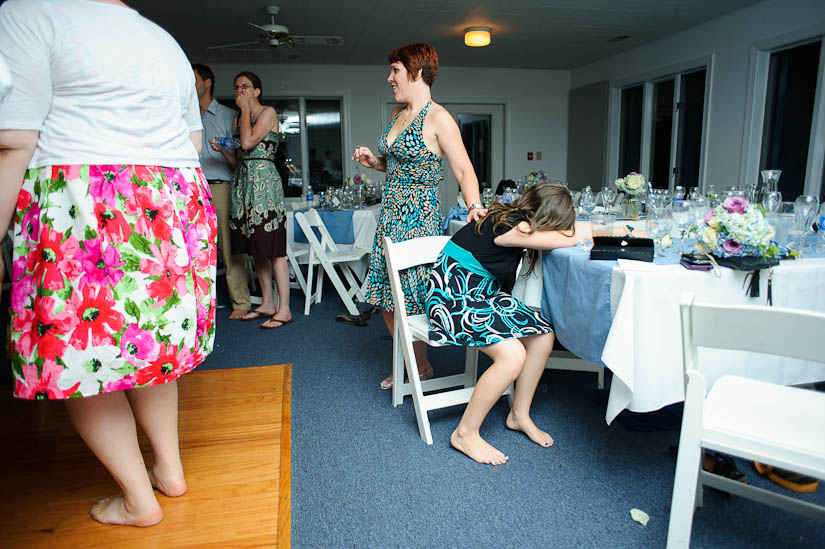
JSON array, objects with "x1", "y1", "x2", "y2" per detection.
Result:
[{"x1": 234, "y1": 84, "x2": 253, "y2": 90}]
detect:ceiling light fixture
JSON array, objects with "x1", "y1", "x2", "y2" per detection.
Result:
[{"x1": 464, "y1": 26, "x2": 491, "y2": 47}]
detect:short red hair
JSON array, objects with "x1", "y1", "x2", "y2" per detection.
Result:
[{"x1": 388, "y1": 43, "x2": 439, "y2": 87}]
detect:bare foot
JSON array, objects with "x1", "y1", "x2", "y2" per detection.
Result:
[
  {"x1": 229, "y1": 309, "x2": 248, "y2": 320},
  {"x1": 450, "y1": 429, "x2": 509, "y2": 465},
  {"x1": 89, "y1": 495, "x2": 163, "y2": 527},
  {"x1": 506, "y1": 412, "x2": 554, "y2": 448},
  {"x1": 148, "y1": 465, "x2": 188, "y2": 498}
]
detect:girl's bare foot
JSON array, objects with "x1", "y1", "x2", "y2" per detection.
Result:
[
  {"x1": 148, "y1": 464, "x2": 188, "y2": 497},
  {"x1": 450, "y1": 429, "x2": 509, "y2": 465},
  {"x1": 506, "y1": 411, "x2": 554, "y2": 447},
  {"x1": 229, "y1": 309, "x2": 248, "y2": 320},
  {"x1": 89, "y1": 495, "x2": 163, "y2": 527}
]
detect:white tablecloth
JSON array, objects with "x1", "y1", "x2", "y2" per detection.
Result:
[{"x1": 287, "y1": 205, "x2": 380, "y2": 278}]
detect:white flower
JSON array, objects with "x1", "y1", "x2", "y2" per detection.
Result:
[
  {"x1": 615, "y1": 173, "x2": 647, "y2": 196},
  {"x1": 700, "y1": 226, "x2": 718, "y2": 249},
  {"x1": 58, "y1": 344, "x2": 126, "y2": 397},
  {"x1": 51, "y1": 176, "x2": 97, "y2": 235},
  {"x1": 660, "y1": 235, "x2": 673, "y2": 249}
]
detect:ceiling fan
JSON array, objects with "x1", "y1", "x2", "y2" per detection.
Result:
[{"x1": 206, "y1": 5, "x2": 343, "y2": 58}]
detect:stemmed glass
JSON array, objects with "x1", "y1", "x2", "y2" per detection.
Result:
[
  {"x1": 760, "y1": 170, "x2": 782, "y2": 193},
  {"x1": 793, "y1": 195, "x2": 819, "y2": 250},
  {"x1": 673, "y1": 186, "x2": 686, "y2": 201},
  {"x1": 579, "y1": 187, "x2": 596, "y2": 218},
  {"x1": 600, "y1": 187, "x2": 617, "y2": 212},
  {"x1": 481, "y1": 187, "x2": 494, "y2": 208},
  {"x1": 762, "y1": 191, "x2": 782, "y2": 214},
  {"x1": 672, "y1": 200, "x2": 693, "y2": 255}
]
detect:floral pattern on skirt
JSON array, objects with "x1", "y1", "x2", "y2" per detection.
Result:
[{"x1": 8, "y1": 164, "x2": 217, "y2": 399}]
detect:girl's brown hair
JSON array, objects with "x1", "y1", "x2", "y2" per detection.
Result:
[
  {"x1": 478, "y1": 181, "x2": 576, "y2": 274},
  {"x1": 388, "y1": 43, "x2": 439, "y2": 87}
]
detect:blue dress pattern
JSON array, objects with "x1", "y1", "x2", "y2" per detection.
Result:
[
  {"x1": 365, "y1": 101, "x2": 443, "y2": 313},
  {"x1": 426, "y1": 254, "x2": 554, "y2": 347}
]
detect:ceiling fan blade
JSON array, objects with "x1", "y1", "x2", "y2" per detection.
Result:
[
  {"x1": 248, "y1": 22, "x2": 272, "y2": 37},
  {"x1": 289, "y1": 35, "x2": 344, "y2": 47},
  {"x1": 277, "y1": 43, "x2": 301, "y2": 60},
  {"x1": 206, "y1": 39, "x2": 267, "y2": 51}
]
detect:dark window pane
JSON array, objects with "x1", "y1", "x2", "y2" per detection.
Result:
[
  {"x1": 760, "y1": 40, "x2": 821, "y2": 199},
  {"x1": 458, "y1": 114, "x2": 491, "y2": 189},
  {"x1": 675, "y1": 69, "x2": 706, "y2": 192},
  {"x1": 618, "y1": 85, "x2": 643, "y2": 177},
  {"x1": 306, "y1": 99, "x2": 343, "y2": 192},
  {"x1": 268, "y1": 98, "x2": 303, "y2": 197},
  {"x1": 651, "y1": 78, "x2": 674, "y2": 189}
]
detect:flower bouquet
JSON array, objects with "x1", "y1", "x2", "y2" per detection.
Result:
[
  {"x1": 526, "y1": 170, "x2": 549, "y2": 185},
  {"x1": 346, "y1": 172, "x2": 372, "y2": 187},
  {"x1": 615, "y1": 172, "x2": 647, "y2": 217},
  {"x1": 694, "y1": 197, "x2": 776, "y2": 259}
]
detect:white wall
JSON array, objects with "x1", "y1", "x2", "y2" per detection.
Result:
[
  {"x1": 570, "y1": 0, "x2": 825, "y2": 189},
  {"x1": 209, "y1": 63, "x2": 570, "y2": 182}
]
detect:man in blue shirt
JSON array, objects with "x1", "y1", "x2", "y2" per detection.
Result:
[{"x1": 193, "y1": 63, "x2": 250, "y2": 319}]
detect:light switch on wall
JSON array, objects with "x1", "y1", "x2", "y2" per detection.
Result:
[{"x1": 536, "y1": 151, "x2": 542, "y2": 160}]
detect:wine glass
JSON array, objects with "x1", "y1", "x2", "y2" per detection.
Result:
[
  {"x1": 673, "y1": 186, "x2": 686, "y2": 200},
  {"x1": 646, "y1": 210, "x2": 673, "y2": 257},
  {"x1": 688, "y1": 187, "x2": 701, "y2": 200},
  {"x1": 793, "y1": 194, "x2": 819, "y2": 250},
  {"x1": 579, "y1": 187, "x2": 596, "y2": 219},
  {"x1": 762, "y1": 191, "x2": 782, "y2": 214},
  {"x1": 600, "y1": 187, "x2": 617, "y2": 212},
  {"x1": 481, "y1": 187, "x2": 494, "y2": 208},
  {"x1": 672, "y1": 200, "x2": 693, "y2": 256},
  {"x1": 760, "y1": 170, "x2": 782, "y2": 193}
]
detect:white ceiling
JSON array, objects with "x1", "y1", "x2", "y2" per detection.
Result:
[{"x1": 130, "y1": 0, "x2": 761, "y2": 69}]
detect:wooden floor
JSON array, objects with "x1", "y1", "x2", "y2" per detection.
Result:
[{"x1": 0, "y1": 365, "x2": 292, "y2": 548}]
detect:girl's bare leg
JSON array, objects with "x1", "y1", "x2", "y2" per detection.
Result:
[
  {"x1": 451, "y1": 338, "x2": 526, "y2": 465},
  {"x1": 505, "y1": 332, "x2": 556, "y2": 447},
  {"x1": 380, "y1": 308, "x2": 432, "y2": 389},
  {"x1": 262, "y1": 256, "x2": 293, "y2": 327},
  {"x1": 65, "y1": 392, "x2": 163, "y2": 527},
  {"x1": 126, "y1": 381, "x2": 187, "y2": 497}
]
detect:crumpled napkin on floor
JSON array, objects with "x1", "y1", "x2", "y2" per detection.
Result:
[{"x1": 629, "y1": 508, "x2": 650, "y2": 526}]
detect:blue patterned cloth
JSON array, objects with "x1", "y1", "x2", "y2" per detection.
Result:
[
  {"x1": 293, "y1": 209, "x2": 354, "y2": 244},
  {"x1": 364, "y1": 101, "x2": 444, "y2": 313},
  {"x1": 442, "y1": 205, "x2": 468, "y2": 235}
]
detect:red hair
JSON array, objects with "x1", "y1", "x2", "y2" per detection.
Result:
[{"x1": 388, "y1": 43, "x2": 439, "y2": 87}]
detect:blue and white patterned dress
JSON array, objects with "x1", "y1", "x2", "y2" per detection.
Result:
[
  {"x1": 365, "y1": 101, "x2": 443, "y2": 313},
  {"x1": 426, "y1": 218, "x2": 554, "y2": 347}
]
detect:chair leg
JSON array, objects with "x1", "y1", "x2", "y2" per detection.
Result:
[
  {"x1": 287, "y1": 252, "x2": 308, "y2": 295},
  {"x1": 392, "y1": 323, "x2": 406, "y2": 408},
  {"x1": 304, "y1": 260, "x2": 314, "y2": 316},
  {"x1": 319, "y1": 261, "x2": 360, "y2": 315},
  {"x1": 464, "y1": 347, "x2": 479, "y2": 389},
  {"x1": 340, "y1": 265, "x2": 365, "y2": 302}
]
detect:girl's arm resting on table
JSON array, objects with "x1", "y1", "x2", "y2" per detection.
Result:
[
  {"x1": 0, "y1": 129, "x2": 38, "y2": 286},
  {"x1": 494, "y1": 221, "x2": 578, "y2": 250},
  {"x1": 238, "y1": 106, "x2": 276, "y2": 150},
  {"x1": 432, "y1": 108, "x2": 485, "y2": 221}
]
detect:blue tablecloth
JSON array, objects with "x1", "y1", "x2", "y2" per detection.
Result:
[
  {"x1": 540, "y1": 243, "x2": 684, "y2": 366},
  {"x1": 442, "y1": 206, "x2": 468, "y2": 235},
  {"x1": 294, "y1": 209, "x2": 355, "y2": 244}
]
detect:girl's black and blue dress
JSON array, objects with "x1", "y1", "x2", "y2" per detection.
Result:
[{"x1": 426, "y1": 215, "x2": 554, "y2": 347}]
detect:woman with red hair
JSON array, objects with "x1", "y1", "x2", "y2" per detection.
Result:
[{"x1": 353, "y1": 43, "x2": 485, "y2": 389}]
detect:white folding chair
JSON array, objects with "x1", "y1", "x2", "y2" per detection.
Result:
[
  {"x1": 383, "y1": 235, "x2": 514, "y2": 445},
  {"x1": 667, "y1": 293, "x2": 825, "y2": 548},
  {"x1": 294, "y1": 208, "x2": 368, "y2": 316}
]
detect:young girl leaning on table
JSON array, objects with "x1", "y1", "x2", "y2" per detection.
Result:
[{"x1": 426, "y1": 181, "x2": 578, "y2": 465}]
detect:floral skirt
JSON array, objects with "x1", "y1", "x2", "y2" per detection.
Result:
[
  {"x1": 8, "y1": 165, "x2": 217, "y2": 400},
  {"x1": 426, "y1": 254, "x2": 553, "y2": 347}
]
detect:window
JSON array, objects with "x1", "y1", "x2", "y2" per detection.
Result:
[
  {"x1": 759, "y1": 41, "x2": 822, "y2": 199},
  {"x1": 218, "y1": 96, "x2": 344, "y2": 197},
  {"x1": 616, "y1": 68, "x2": 708, "y2": 194}
]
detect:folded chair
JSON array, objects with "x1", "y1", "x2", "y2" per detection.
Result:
[
  {"x1": 383, "y1": 235, "x2": 514, "y2": 445},
  {"x1": 294, "y1": 208, "x2": 368, "y2": 316},
  {"x1": 246, "y1": 241, "x2": 308, "y2": 306},
  {"x1": 667, "y1": 293, "x2": 825, "y2": 548}
]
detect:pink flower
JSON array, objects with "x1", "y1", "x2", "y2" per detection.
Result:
[
  {"x1": 139, "y1": 240, "x2": 189, "y2": 303},
  {"x1": 120, "y1": 323, "x2": 160, "y2": 367},
  {"x1": 11, "y1": 273, "x2": 34, "y2": 313},
  {"x1": 104, "y1": 374, "x2": 136, "y2": 393},
  {"x1": 723, "y1": 197, "x2": 749, "y2": 214},
  {"x1": 75, "y1": 240, "x2": 125, "y2": 288},
  {"x1": 704, "y1": 208, "x2": 715, "y2": 224},
  {"x1": 20, "y1": 201, "x2": 41, "y2": 240},
  {"x1": 15, "y1": 360, "x2": 77, "y2": 399},
  {"x1": 89, "y1": 165, "x2": 134, "y2": 205},
  {"x1": 164, "y1": 167, "x2": 191, "y2": 198},
  {"x1": 722, "y1": 239, "x2": 743, "y2": 254}
]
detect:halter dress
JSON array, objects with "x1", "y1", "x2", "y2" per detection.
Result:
[
  {"x1": 365, "y1": 101, "x2": 443, "y2": 314},
  {"x1": 426, "y1": 215, "x2": 554, "y2": 347},
  {"x1": 230, "y1": 129, "x2": 287, "y2": 258}
]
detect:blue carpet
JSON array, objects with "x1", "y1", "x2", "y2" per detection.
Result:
[{"x1": 2, "y1": 278, "x2": 824, "y2": 547}]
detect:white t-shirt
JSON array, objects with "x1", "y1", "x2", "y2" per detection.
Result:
[{"x1": 0, "y1": 0, "x2": 202, "y2": 168}]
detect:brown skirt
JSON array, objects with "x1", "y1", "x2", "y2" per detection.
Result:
[{"x1": 231, "y1": 222, "x2": 286, "y2": 258}]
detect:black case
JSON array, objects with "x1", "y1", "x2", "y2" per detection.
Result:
[{"x1": 590, "y1": 236, "x2": 654, "y2": 262}]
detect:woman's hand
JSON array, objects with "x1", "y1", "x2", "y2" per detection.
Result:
[
  {"x1": 353, "y1": 146, "x2": 378, "y2": 170},
  {"x1": 466, "y1": 206, "x2": 487, "y2": 223},
  {"x1": 234, "y1": 89, "x2": 254, "y2": 110}
]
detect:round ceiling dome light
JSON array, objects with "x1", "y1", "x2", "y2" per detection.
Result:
[{"x1": 464, "y1": 26, "x2": 491, "y2": 47}]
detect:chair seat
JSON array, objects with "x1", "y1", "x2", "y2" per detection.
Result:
[
  {"x1": 408, "y1": 314, "x2": 452, "y2": 348},
  {"x1": 704, "y1": 375, "x2": 825, "y2": 480},
  {"x1": 326, "y1": 247, "x2": 369, "y2": 263}
]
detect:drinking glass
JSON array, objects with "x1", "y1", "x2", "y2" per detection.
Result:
[
  {"x1": 793, "y1": 194, "x2": 819, "y2": 250},
  {"x1": 646, "y1": 212, "x2": 668, "y2": 257},
  {"x1": 673, "y1": 186, "x2": 686, "y2": 200},
  {"x1": 762, "y1": 191, "x2": 782, "y2": 213},
  {"x1": 502, "y1": 189, "x2": 516, "y2": 204},
  {"x1": 481, "y1": 187, "x2": 494, "y2": 208},
  {"x1": 600, "y1": 188, "x2": 617, "y2": 211},
  {"x1": 760, "y1": 170, "x2": 782, "y2": 193},
  {"x1": 688, "y1": 187, "x2": 701, "y2": 200},
  {"x1": 579, "y1": 187, "x2": 596, "y2": 218},
  {"x1": 691, "y1": 197, "x2": 709, "y2": 225},
  {"x1": 672, "y1": 200, "x2": 693, "y2": 255},
  {"x1": 590, "y1": 213, "x2": 616, "y2": 237}
]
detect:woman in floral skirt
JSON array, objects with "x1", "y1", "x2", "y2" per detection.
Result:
[{"x1": 0, "y1": 0, "x2": 216, "y2": 526}]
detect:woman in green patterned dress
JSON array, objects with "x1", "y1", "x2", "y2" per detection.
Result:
[
  {"x1": 353, "y1": 44, "x2": 487, "y2": 388},
  {"x1": 229, "y1": 72, "x2": 293, "y2": 329}
]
